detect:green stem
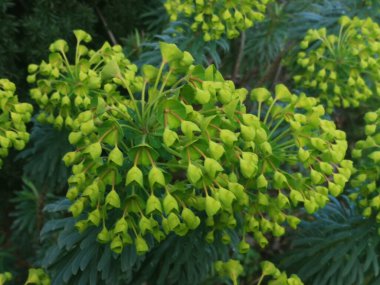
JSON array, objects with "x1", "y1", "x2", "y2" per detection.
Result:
[
  {"x1": 264, "y1": 98, "x2": 278, "y2": 124},
  {"x1": 153, "y1": 61, "x2": 166, "y2": 97},
  {"x1": 257, "y1": 274, "x2": 264, "y2": 285},
  {"x1": 119, "y1": 75, "x2": 142, "y2": 122},
  {"x1": 258, "y1": 101, "x2": 262, "y2": 120},
  {"x1": 159, "y1": 69, "x2": 172, "y2": 95},
  {"x1": 141, "y1": 80, "x2": 147, "y2": 120}
]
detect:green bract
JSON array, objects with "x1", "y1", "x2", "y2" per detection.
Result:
[
  {"x1": 0, "y1": 79, "x2": 33, "y2": 167},
  {"x1": 293, "y1": 16, "x2": 380, "y2": 112},
  {"x1": 24, "y1": 268, "x2": 50, "y2": 285},
  {"x1": 34, "y1": 31, "x2": 351, "y2": 257},
  {"x1": 350, "y1": 108, "x2": 380, "y2": 233},
  {"x1": 164, "y1": 0, "x2": 273, "y2": 41},
  {"x1": 214, "y1": 259, "x2": 244, "y2": 285}
]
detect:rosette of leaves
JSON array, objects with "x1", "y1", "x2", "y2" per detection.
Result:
[
  {"x1": 280, "y1": 196, "x2": 380, "y2": 285},
  {"x1": 27, "y1": 29, "x2": 142, "y2": 130},
  {"x1": 36, "y1": 32, "x2": 351, "y2": 257},
  {"x1": 293, "y1": 16, "x2": 380, "y2": 112},
  {"x1": 350, "y1": 109, "x2": 380, "y2": 232},
  {"x1": 0, "y1": 79, "x2": 33, "y2": 167},
  {"x1": 163, "y1": 0, "x2": 273, "y2": 41}
]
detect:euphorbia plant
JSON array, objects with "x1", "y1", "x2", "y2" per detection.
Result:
[
  {"x1": 293, "y1": 16, "x2": 380, "y2": 112},
  {"x1": 29, "y1": 31, "x2": 352, "y2": 260},
  {"x1": 164, "y1": 0, "x2": 273, "y2": 41}
]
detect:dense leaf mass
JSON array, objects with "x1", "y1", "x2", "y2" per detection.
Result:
[{"x1": 281, "y1": 197, "x2": 380, "y2": 285}]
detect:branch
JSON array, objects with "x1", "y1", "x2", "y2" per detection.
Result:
[
  {"x1": 95, "y1": 6, "x2": 118, "y2": 46},
  {"x1": 232, "y1": 31, "x2": 246, "y2": 82}
]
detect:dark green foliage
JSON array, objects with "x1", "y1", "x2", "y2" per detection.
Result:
[
  {"x1": 137, "y1": 20, "x2": 230, "y2": 68},
  {"x1": 140, "y1": 1, "x2": 169, "y2": 34},
  {"x1": 41, "y1": 199, "x2": 136, "y2": 285},
  {"x1": 132, "y1": 228, "x2": 235, "y2": 285},
  {"x1": 278, "y1": 0, "x2": 380, "y2": 41},
  {"x1": 0, "y1": 234, "x2": 15, "y2": 273},
  {"x1": 280, "y1": 196, "x2": 380, "y2": 285},
  {"x1": 20, "y1": 0, "x2": 97, "y2": 63},
  {"x1": 237, "y1": 2, "x2": 290, "y2": 85},
  {"x1": 0, "y1": 0, "x2": 19, "y2": 79},
  {"x1": 96, "y1": 0, "x2": 160, "y2": 40},
  {"x1": 17, "y1": 124, "x2": 72, "y2": 192},
  {"x1": 11, "y1": 178, "x2": 55, "y2": 237},
  {"x1": 41, "y1": 199, "x2": 233, "y2": 285}
]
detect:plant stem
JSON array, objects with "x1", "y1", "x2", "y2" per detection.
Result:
[{"x1": 233, "y1": 31, "x2": 246, "y2": 82}]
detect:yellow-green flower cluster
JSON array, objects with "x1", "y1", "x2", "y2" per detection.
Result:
[
  {"x1": 350, "y1": 109, "x2": 380, "y2": 233},
  {"x1": 0, "y1": 79, "x2": 33, "y2": 167},
  {"x1": 294, "y1": 16, "x2": 380, "y2": 112},
  {"x1": 28, "y1": 29, "x2": 142, "y2": 130},
  {"x1": 164, "y1": 0, "x2": 272, "y2": 41},
  {"x1": 37, "y1": 33, "x2": 351, "y2": 256}
]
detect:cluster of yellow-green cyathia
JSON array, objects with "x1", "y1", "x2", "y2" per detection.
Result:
[
  {"x1": 27, "y1": 30, "x2": 142, "y2": 130},
  {"x1": 293, "y1": 16, "x2": 380, "y2": 112},
  {"x1": 164, "y1": 0, "x2": 272, "y2": 41},
  {"x1": 32, "y1": 31, "x2": 352, "y2": 256},
  {"x1": 350, "y1": 109, "x2": 380, "y2": 233},
  {"x1": 0, "y1": 79, "x2": 33, "y2": 167}
]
